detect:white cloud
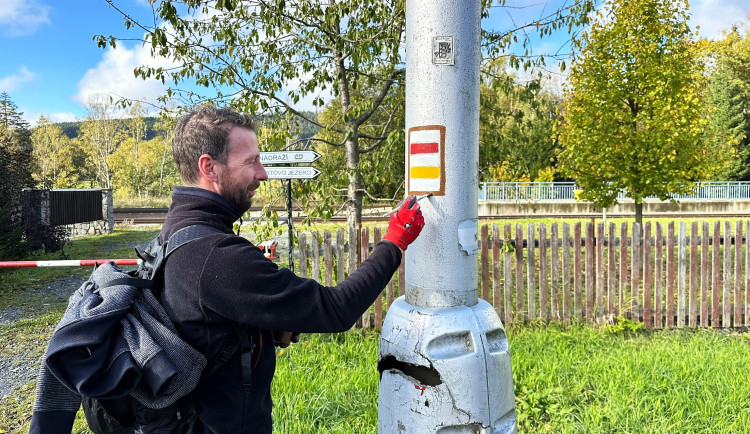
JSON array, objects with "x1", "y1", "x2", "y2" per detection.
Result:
[
  {"x1": 0, "y1": 0, "x2": 50, "y2": 36},
  {"x1": 690, "y1": 0, "x2": 750, "y2": 40},
  {"x1": 74, "y1": 41, "x2": 176, "y2": 112},
  {"x1": 0, "y1": 67, "x2": 35, "y2": 92}
]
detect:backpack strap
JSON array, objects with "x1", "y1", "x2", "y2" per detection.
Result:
[
  {"x1": 165, "y1": 225, "x2": 226, "y2": 258},
  {"x1": 138, "y1": 225, "x2": 226, "y2": 280}
]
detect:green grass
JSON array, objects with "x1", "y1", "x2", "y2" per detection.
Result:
[
  {"x1": 7, "y1": 225, "x2": 750, "y2": 433},
  {"x1": 510, "y1": 323, "x2": 750, "y2": 433},
  {"x1": 273, "y1": 325, "x2": 750, "y2": 434},
  {"x1": 0, "y1": 227, "x2": 160, "y2": 312},
  {"x1": 5, "y1": 314, "x2": 750, "y2": 433},
  {"x1": 272, "y1": 332, "x2": 381, "y2": 434}
]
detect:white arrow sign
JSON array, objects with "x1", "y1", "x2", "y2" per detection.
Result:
[
  {"x1": 260, "y1": 150, "x2": 321, "y2": 164},
  {"x1": 266, "y1": 166, "x2": 321, "y2": 179}
]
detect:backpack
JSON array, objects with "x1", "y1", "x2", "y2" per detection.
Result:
[{"x1": 44, "y1": 225, "x2": 253, "y2": 434}]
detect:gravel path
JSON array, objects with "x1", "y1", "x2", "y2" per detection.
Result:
[
  {"x1": 0, "y1": 235, "x2": 152, "y2": 401},
  {"x1": 0, "y1": 275, "x2": 80, "y2": 399}
]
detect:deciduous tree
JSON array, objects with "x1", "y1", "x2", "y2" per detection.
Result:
[
  {"x1": 557, "y1": 0, "x2": 725, "y2": 225},
  {"x1": 480, "y1": 61, "x2": 562, "y2": 182},
  {"x1": 98, "y1": 0, "x2": 596, "y2": 261},
  {"x1": 31, "y1": 116, "x2": 75, "y2": 188},
  {"x1": 80, "y1": 95, "x2": 123, "y2": 189}
]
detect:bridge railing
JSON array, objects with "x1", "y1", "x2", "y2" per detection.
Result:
[{"x1": 479, "y1": 181, "x2": 750, "y2": 202}]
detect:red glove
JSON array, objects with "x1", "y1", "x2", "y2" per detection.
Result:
[{"x1": 383, "y1": 195, "x2": 425, "y2": 250}]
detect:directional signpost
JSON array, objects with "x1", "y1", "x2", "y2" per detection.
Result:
[
  {"x1": 260, "y1": 150, "x2": 322, "y2": 272},
  {"x1": 265, "y1": 166, "x2": 321, "y2": 180},
  {"x1": 260, "y1": 150, "x2": 321, "y2": 164}
]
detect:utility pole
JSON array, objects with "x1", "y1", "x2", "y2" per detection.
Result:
[{"x1": 377, "y1": 1, "x2": 517, "y2": 432}]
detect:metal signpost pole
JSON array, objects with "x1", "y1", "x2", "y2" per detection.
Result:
[
  {"x1": 286, "y1": 179, "x2": 294, "y2": 273},
  {"x1": 286, "y1": 178, "x2": 294, "y2": 273},
  {"x1": 377, "y1": 0, "x2": 517, "y2": 432},
  {"x1": 261, "y1": 150, "x2": 321, "y2": 274}
]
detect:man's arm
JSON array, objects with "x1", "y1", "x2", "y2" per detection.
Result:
[{"x1": 198, "y1": 196, "x2": 425, "y2": 333}]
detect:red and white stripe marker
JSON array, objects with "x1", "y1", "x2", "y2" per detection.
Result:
[
  {"x1": 0, "y1": 259, "x2": 141, "y2": 268},
  {"x1": 407, "y1": 125, "x2": 445, "y2": 196}
]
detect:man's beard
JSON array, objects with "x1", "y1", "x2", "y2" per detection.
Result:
[{"x1": 220, "y1": 177, "x2": 259, "y2": 213}]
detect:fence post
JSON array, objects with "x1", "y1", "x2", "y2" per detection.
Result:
[
  {"x1": 562, "y1": 223, "x2": 571, "y2": 325},
  {"x1": 632, "y1": 223, "x2": 642, "y2": 322},
  {"x1": 643, "y1": 222, "x2": 652, "y2": 328},
  {"x1": 360, "y1": 227, "x2": 370, "y2": 328},
  {"x1": 689, "y1": 222, "x2": 698, "y2": 327},
  {"x1": 677, "y1": 222, "x2": 686, "y2": 327},
  {"x1": 712, "y1": 221, "x2": 720, "y2": 327},
  {"x1": 539, "y1": 223, "x2": 548, "y2": 322},
  {"x1": 515, "y1": 224, "x2": 524, "y2": 322},
  {"x1": 620, "y1": 223, "x2": 629, "y2": 318},
  {"x1": 574, "y1": 223, "x2": 582, "y2": 322},
  {"x1": 666, "y1": 222, "x2": 675, "y2": 328},
  {"x1": 746, "y1": 220, "x2": 750, "y2": 327},
  {"x1": 551, "y1": 223, "x2": 560, "y2": 320},
  {"x1": 655, "y1": 223, "x2": 663, "y2": 329},
  {"x1": 337, "y1": 229, "x2": 346, "y2": 284},
  {"x1": 585, "y1": 222, "x2": 594, "y2": 322},
  {"x1": 503, "y1": 224, "x2": 513, "y2": 326},
  {"x1": 527, "y1": 223, "x2": 536, "y2": 321},
  {"x1": 608, "y1": 222, "x2": 616, "y2": 318},
  {"x1": 596, "y1": 223, "x2": 605, "y2": 321},
  {"x1": 734, "y1": 221, "x2": 743, "y2": 327},
  {"x1": 701, "y1": 221, "x2": 709, "y2": 328},
  {"x1": 492, "y1": 225, "x2": 502, "y2": 319},
  {"x1": 299, "y1": 233, "x2": 308, "y2": 279},
  {"x1": 481, "y1": 224, "x2": 490, "y2": 301},
  {"x1": 311, "y1": 232, "x2": 321, "y2": 283},
  {"x1": 373, "y1": 227, "x2": 383, "y2": 330},
  {"x1": 324, "y1": 230, "x2": 333, "y2": 286},
  {"x1": 723, "y1": 221, "x2": 732, "y2": 328}
]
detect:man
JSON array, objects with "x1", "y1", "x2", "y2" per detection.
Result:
[{"x1": 151, "y1": 105, "x2": 423, "y2": 432}]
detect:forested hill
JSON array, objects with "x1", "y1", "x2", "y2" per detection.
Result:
[
  {"x1": 56, "y1": 117, "x2": 160, "y2": 140},
  {"x1": 55, "y1": 111, "x2": 320, "y2": 140}
]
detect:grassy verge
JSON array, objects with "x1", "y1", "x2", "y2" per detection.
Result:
[
  {"x1": 5, "y1": 225, "x2": 750, "y2": 433},
  {"x1": 274, "y1": 325, "x2": 750, "y2": 434},
  {"x1": 510, "y1": 323, "x2": 750, "y2": 433},
  {"x1": 0, "y1": 227, "x2": 160, "y2": 310}
]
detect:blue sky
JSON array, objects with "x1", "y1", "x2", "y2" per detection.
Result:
[{"x1": 1, "y1": 0, "x2": 749, "y2": 125}]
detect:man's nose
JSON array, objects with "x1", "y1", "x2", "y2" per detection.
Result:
[{"x1": 257, "y1": 162, "x2": 268, "y2": 181}]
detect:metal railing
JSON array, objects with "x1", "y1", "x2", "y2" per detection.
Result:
[{"x1": 479, "y1": 181, "x2": 750, "y2": 202}]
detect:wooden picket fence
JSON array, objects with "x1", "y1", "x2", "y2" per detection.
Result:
[{"x1": 296, "y1": 220, "x2": 750, "y2": 330}]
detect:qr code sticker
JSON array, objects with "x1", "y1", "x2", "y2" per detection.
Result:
[{"x1": 432, "y1": 36, "x2": 454, "y2": 65}]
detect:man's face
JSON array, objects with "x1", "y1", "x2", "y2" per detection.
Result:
[{"x1": 217, "y1": 127, "x2": 268, "y2": 212}]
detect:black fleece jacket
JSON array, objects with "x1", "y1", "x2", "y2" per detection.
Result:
[{"x1": 160, "y1": 186, "x2": 402, "y2": 433}]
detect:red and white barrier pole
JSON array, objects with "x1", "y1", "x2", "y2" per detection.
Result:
[{"x1": 0, "y1": 259, "x2": 141, "y2": 268}]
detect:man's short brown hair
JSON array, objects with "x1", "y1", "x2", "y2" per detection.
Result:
[{"x1": 172, "y1": 105, "x2": 255, "y2": 184}]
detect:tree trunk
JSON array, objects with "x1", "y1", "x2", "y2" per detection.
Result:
[
  {"x1": 333, "y1": 35, "x2": 364, "y2": 267},
  {"x1": 635, "y1": 199, "x2": 643, "y2": 227},
  {"x1": 345, "y1": 132, "x2": 362, "y2": 266}
]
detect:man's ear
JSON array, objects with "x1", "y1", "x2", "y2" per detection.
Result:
[{"x1": 198, "y1": 154, "x2": 220, "y2": 184}]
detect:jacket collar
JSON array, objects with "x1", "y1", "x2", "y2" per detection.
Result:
[{"x1": 162, "y1": 186, "x2": 244, "y2": 238}]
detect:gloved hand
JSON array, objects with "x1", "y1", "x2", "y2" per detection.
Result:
[{"x1": 383, "y1": 195, "x2": 425, "y2": 250}]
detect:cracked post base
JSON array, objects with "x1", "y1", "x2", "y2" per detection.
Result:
[{"x1": 377, "y1": 297, "x2": 517, "y2": 433}]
